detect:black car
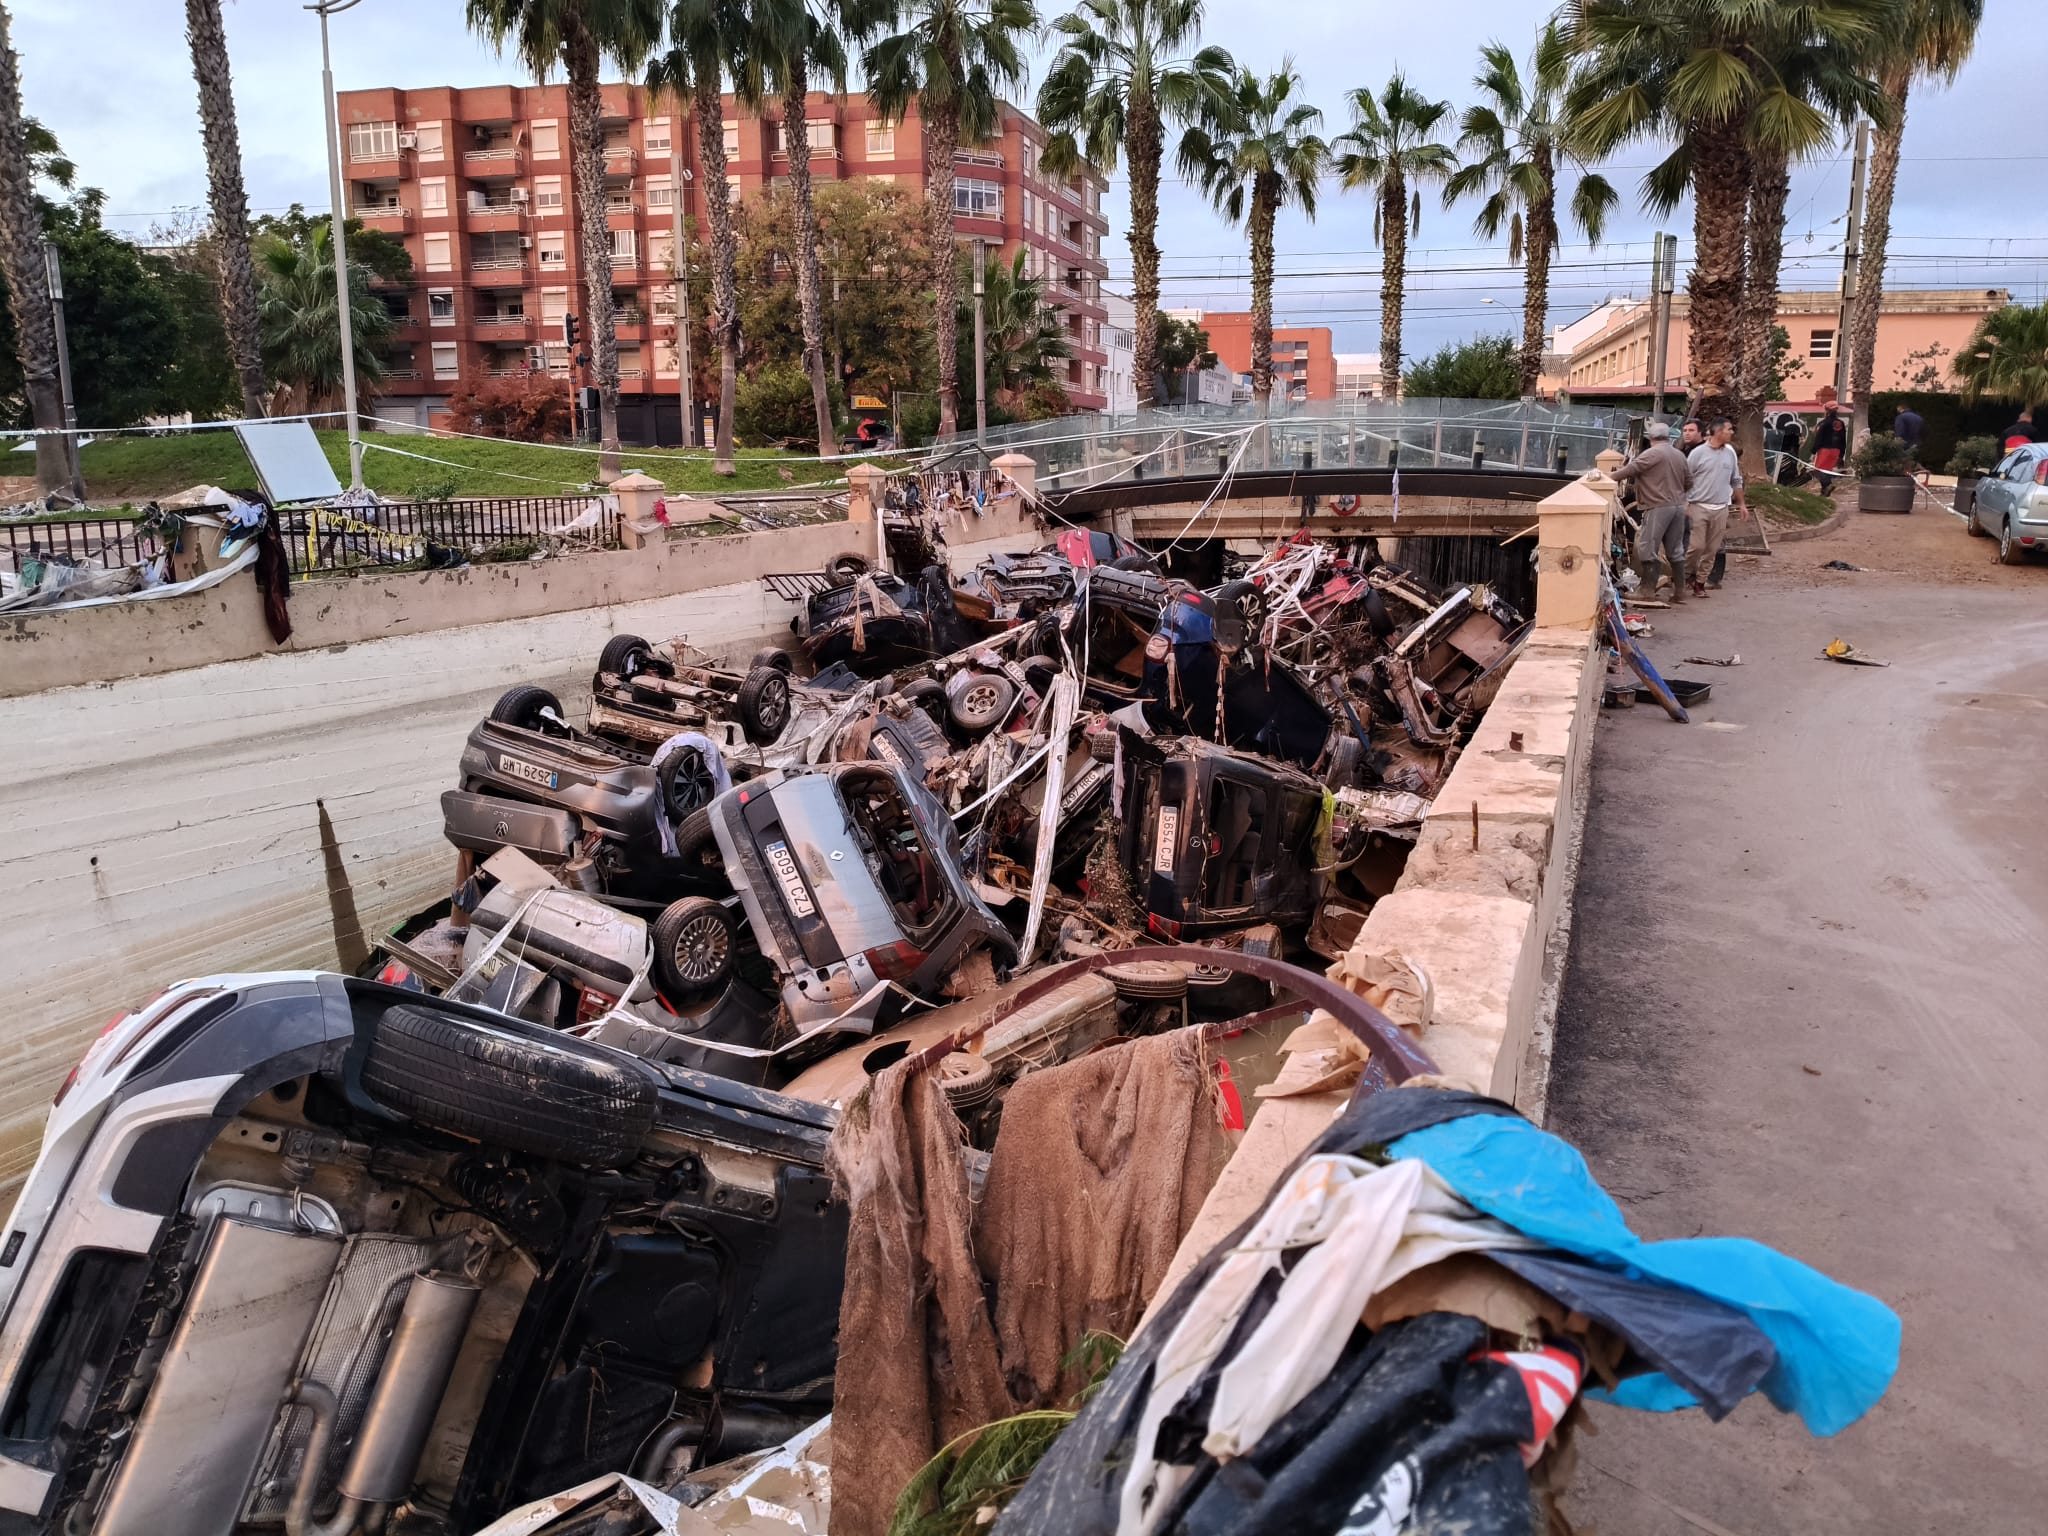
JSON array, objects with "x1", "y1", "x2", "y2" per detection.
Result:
[{"x1": 795, "y1": 565, "x2": 972, "y2": 674}]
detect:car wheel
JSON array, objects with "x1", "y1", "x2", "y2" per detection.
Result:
[
  {"x1": 673, "y1": 806, "x2": 727, "y2": 880},
  {"x1": 935, "y1": 1050, "x2": 996, "y2": 1110},
  {"x1": 737, "y1": 665, "x2": 793, "y2": 744},
  {"x1": 599, "y1": 633, "x2": 669, "y2": 681},
  {"x1": 949, "y1": 673, "x2": 1018, "y2": 734},
  {"x1": 1323, "y1": 735, "x2": 1363, "y2": 790},
  {"x1": 659, "y1": 746, "x2": 719, "y2": 821},
  {"x1": 2000, "y1": 520, "x2": 2029, "y2": 565},
  {"x1": 1966, "y1": 505, "x2": 1988, "y2": 538},
  {"x1": 490, "y1": 684, "x2": 568, "y2": 736},
  {"x1": 1020, "y1": 654, "x2": 1061, "y2": 693},
  {"x1": 750, "y1": 646, "x2": 796, "y2": 673},
  {"x1": 652, "y1": 897, "x2": 738, "y2": 1002},
  {"x1": 827, "y1": 551, "x2": 872, "y2": 584},
  {"x1": 358, "y1": 1003, "x2": 657, "y2": 1167}
]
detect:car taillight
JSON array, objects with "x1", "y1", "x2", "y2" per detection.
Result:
[
  {"x1": 1148, "y1": 913, "x2": 1182, "y2": 939},
  {"x1": 2034, "y1": 461, "x2": 2048, "y2": 486},
  {"x1": 53, "y1": 1011, "x2": 133, "y2": 1106},
  {"x1": 863, "y1": 941, "x2": 928, "y2": 980}
]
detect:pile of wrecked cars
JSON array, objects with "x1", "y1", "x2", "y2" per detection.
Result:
[{"x1": 0, "y1": 525, "x2": 1531, "y2": 1536}]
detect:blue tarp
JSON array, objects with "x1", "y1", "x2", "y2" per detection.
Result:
[{"x1": 1390, "y1": 1114, "x2": 1900, "y2": 1436}]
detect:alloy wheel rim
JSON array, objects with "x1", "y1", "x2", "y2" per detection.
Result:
[{"x1": 675, "y1": 915, "x2": 729, "y2": 980}]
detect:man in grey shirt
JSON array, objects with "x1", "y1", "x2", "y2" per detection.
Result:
[
  {"x1": 1612, "y1": 421, "x2": 1691, "y2": 601},
  {"x1": 1685, "y1": 416, "x2": 1748, "y2": 596}
]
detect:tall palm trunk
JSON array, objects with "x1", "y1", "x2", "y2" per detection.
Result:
[
  {"x1": 924, "y1": 96, "x2": 961, "y2": 439},
  {"x1": 1379, "y1": 171, "x2": 1407, "y2": 399},
  {"x1": 1247, "y1": 178, "x2": 1276, "y2": 404},
  {"x1": 185, "y1": 0, "x2": 266, "y2": 419},
  {"x1": 564, "y1": 19, "x2": 622, "y2": 479},
  {"x1": 1849, "y1": 63, "x2": 1909, "y2": 442},
  {"x1": 691, "y1": 51, "x2": 739, "y2": 473},
  {"x1": 1518, "y1": 147, "x2": 1555, "y2": 398},
  {"x1": 1125, "y1": 90, "x2": 1162, "y2": 408},
  {"x1": 0, "y1": 5, "x2": 68, "y2": 495},
  {"x1": 1686, "y1": 114, "x2": 1749, "y2": 427},
  {"x1": 783, "y1": 65, "x2": 834, "y2": 452},
  {"x1": 1736, "y1": 147, "x2": 1789, "y2": 473}
]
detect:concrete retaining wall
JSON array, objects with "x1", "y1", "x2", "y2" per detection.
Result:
[{"x1": 0, "y1": 489, "x2": 1044, "y2": 1194}]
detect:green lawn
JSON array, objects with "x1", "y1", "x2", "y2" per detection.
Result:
[
  {"x1": 62, "y1": 429, "x2": 849, "y2": 508},
  {"x1": 1747, "y1": 480, "x2": 1837, "y2": 526}
]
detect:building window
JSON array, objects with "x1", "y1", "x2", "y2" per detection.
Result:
[
  {"x1": 419, "y1": 177, "x2": 446, "y2": 212},
  {"x1": 655, "y1": 340, "x2": 679, "y2": 376},
  {"x1": 1809, "y1": 328, "x2": 1835, "y2": 359},
  {"x1": 423, "y1": 232, "x2": 451, "y2": 271},
  {"x1": 428, "y1": 288, "x2": 455, "y2": 324},
  {"x1": 531, "y1": 120, "x2": 560, "y2": 157},
  {"x1": 649, "y1": 230, "x2": 675, "y2": 272},
  {"x1": 608, "y1": 228, "x2": 638, "y2": 263},
  {"x1": 783, "y1": 120, "x2": 837, "y2": 153},
  {"x1": 414, "y1": 121, "x2": 444, "y2": 158},
  {"x1": 866, "y1": 119, "x2": 896, "y2": 156},
  {"x1": 954, "y1": 179, "x2": 1001, "y2": 218},
  {"x1": 648, "y1": 175, "x2": 672, "y2": 208},
  {"x1": 539, "y1": 233, "x2": 566, "y2": 267},
  {"x1": 1022, "y1": 190, "x2": 1032, "y2": 226},
  {"x1": 347, "y1": 120, "x2": 398, "y2": 160},
  {"x1": 727, "y1": 173, "x2": 743, "y2": 201},
  {"x1": 542, "y1": 341, "x2": 569, "y2": 375},
  {"x1": 430, "y1": 342, "x2": 459, "y2": 377},
  {"x1": 1023, "y1": 141, "x2": 1037, "y2": 179},
  {"x1": 540, "y1": 288, "x2": 568, "y2": 324},
  {"x1": 534, "y1": 175, "x2": 563, "y2": 210},
  {"x1": 723, "y1": 121, "x2": 740, "y2": 156},
  {"x1": 618, "y1": 345, "x2": 645, "y2": 378},
  {"x1": 646, "y1": 117, "x2": 671, "y2": 154}
]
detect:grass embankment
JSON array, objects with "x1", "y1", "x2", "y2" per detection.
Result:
[
  {"x1": 62, "y1": 429, "x2": 848, "y2": 508},
  {"x1": 1747, "y1": 481, "x2": 1837, "y2": 527}
]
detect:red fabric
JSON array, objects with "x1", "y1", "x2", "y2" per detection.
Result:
[
  {"x1": 1814, "y1": 448, "x2": 1842, "y2": 473},
  {"x1": 1482, "y1": 1342, "x2": 1584, "y2": 1465},
  {"x1": 2006, "y1": 434, "x2": 2033, "y2": 452}
]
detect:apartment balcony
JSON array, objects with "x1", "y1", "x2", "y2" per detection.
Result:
[
  {"x1": 606, "y1": 251, "x2": 643, "y2": 274},
  {"x1": 471, "y1": 253, "x2": 530, "y2": 273},
  {"x1": 604, "y1": 148, "x2": 638, "y2": 175},
  {"x1": 605, "y1": 200, "x2": 639, "y2": 218},
  {"x1": 612, "y1": 308, "x2": 647, "y2": 329},
  {"x1": 958, "y1": 149, "x2": 1004, "y2": 169},
  {"x1": 465, "y1": 204, "x2": 526, "y2": 231},
  {"x1": 618, "y1": 367, "x2": 646, "y2": 380},
  {"x1": 354, "y1": 203, "x2": 409, "y2": 226},
  {"x1": 383, "y1": 368, "x2": 421, "y2": 381},
  {"x1": 465, "y1": 146, "x2": 523, "y2": 168},
  {"x1": 473, "y1": 313, "x2": 533, "y2": 331}
]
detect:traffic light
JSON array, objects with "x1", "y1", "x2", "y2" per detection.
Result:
[{"x1": 563, "y1": 313, "x2": 580, "y2": 347}]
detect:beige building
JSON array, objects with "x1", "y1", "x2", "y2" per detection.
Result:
[{"x1": 1558, "y1": 287, "x2": 2008, "y2": 406}]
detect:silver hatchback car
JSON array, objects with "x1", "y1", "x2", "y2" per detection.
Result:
[{"x1": 1967, "y1": 444, "x2": 2048, "y2": 564}]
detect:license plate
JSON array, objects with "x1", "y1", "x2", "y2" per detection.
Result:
[
  {"x1": 1153, "y1": 804, "x2": 1180, "y2": 874},
  {"x1": 764, "y1": 840, "x2": 817, "y2": 919},
  {"x1": 498, "y1": 755, "x2": 558, "y2": 790}
]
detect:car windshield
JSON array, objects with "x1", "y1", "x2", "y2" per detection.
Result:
[
  {"x1": 1202, "y1": 774, "x2": 1265, "y2": 911},
  {"x1": 841, "y1": 769, "x2": 944, "y2": 935}
]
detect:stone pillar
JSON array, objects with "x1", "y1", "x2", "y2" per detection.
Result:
[
  {"x1": 612, "y1": 471, "x2": 665, "y2": 551},
  {"x1": 1533, "y1": 455, "x2": 1617, "y2": 630},
  {"x1": 847, "y1": 461, "x2": 889, "y2": 567},
  {"x1": 992, "y1": 451, "x2": 1037, "y2": 499}
]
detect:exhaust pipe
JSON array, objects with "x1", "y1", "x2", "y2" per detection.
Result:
[{"x1": 288, "y1": 1273, "x2": 481, "y2": 1536}]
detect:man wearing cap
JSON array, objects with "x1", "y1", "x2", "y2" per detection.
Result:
[{"x1": 1612, "y1": 421, "x2": 1691, "y2": 602}]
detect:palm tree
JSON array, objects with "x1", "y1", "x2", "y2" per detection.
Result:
[
  {"x1": 1952, "y1": 303, "x2": 2048, "y2": 406},
  {"x1": 758, "y1": 0, "x2": 849, "y2": 451},
  {"x1": 1847, "y1": 0, "x2": 1983, "y2": 437},
  {"x1": 959, "y1": 245, "x2": 1073, "y2": 406},
  {"x1": 1036, "y1": 0, "x2": 1229, "y2": 409},
  {"x1": 255, "y1": 222, "x2": 394, "y2": 414},
  {"x1": 0, "y1": 6, "x2": 72, "y2": 495},
  {"x1": 1443, "y1": 25, "x2": 1616, "y2": 398},
  {"x1": 865, "y1": 0, "x2": 1033, "y2": 439},
  {"x1": 468, "y1": 0, "x2": 662, "y2": 480},
  {"x1": 1334, "y1": 73, "x2": 1456, "y2": 399},
  {"x1": 1179, "y1": 61, "x2": 1325, "y2": 406},
  {"x1": 184, "y1": 0, "x2": 268, "y2": 421},
  {"x1": 649, "y1": 0, "x2": 747, "y2": 473},
  {"x1": 1565, "y1": 0, "x2": 1900, "y2": 434}
]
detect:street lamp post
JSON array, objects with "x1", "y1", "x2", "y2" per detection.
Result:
[
  {"x1": 309, "y1": 0, "x2": 366, "y2": 490},
  {"x1": 668, "y1": 142, "x2": 695, "y2": 447}
]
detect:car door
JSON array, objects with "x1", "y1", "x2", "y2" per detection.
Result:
[
  {"x1": 1978, "y1": 450, "x2": 2023, "y2": 530},
  {"x1": 1991, "y1": 449, "x2": 2039, "y2": 532}
]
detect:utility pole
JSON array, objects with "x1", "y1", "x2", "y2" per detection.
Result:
[
  {"x1": 1838, "y1": 119, "x2": 1870, "y2": 439},
  {"x1": 972, "y1": 238, "x2": 988, "y2": 448},
  {"x1": 42, "y1": 241, "x2": 83, "y2": 500},
  {"x1": 310, "y1": 0, "x2": 367, "y2": 490},
  {"x1": 1649, "y1": 231, "x2": 1677, "y2": 422},
  {"x1": 668, "y1": 138, "x2": 694, "y2": 447}
]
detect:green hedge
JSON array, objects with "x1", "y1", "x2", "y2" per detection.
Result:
[{"x1": 1865, "y1": 391, "x2": 2030, "y2": 467}]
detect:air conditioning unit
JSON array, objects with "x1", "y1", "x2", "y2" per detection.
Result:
[
  {"x1": 510, "y1": 187, "x2": 529, "y2": 203},
  {"x1": 518, "y1": 235, "x2": 534, "y2": 249},
  {"x1": 528, "y1": 346, "x2": 547, "y2": 365},
  {"x1": 398, "y1": 132, "x2": 418, "y2": 150}
]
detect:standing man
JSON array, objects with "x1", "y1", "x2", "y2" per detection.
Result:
[
  {"x1": 1777, "y1": 414, "x2": 1805, "y2": 485},
  {"x1": 1894, "y1": 402, "x2": 1925, "y2": 459},
  {"x1": 1813, "y1": 403, "x2": 1848, "y2": 495},
  {"x1": 1612, "y1": 421, "x2": 1691, "y2": 602},
  {"x1": 2002, "y1": 407, "x2": 2038, "y2": 452},
  {"x1": 1685, "y1": 417, "x2": 1748, "y2": 598}
]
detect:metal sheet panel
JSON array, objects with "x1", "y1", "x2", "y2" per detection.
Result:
[
  {"x1": 95, "y1": 1216, "x2": 340, "y2": 1536},
  {"x1": 234, "y1": 420, "x2": 344, "y2": 506}
]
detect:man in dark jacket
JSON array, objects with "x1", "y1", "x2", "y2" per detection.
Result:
[
  {"x1": 1813, "y1": 404, "x2": 1848, "y2": 494},
  {"x1": 1894, "y1": 405, "x2": 1925, "y2": 458}
]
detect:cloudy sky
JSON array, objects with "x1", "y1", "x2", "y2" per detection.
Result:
[{"x1": 12, "y1": 0, "x2": 2045, "y2": 358}]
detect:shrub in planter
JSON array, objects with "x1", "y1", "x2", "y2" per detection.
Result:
[
  {"x1": 1851, "y1": 431, "x2": 1916, "y2": 513},
  {"x1": 1948, "y1": 434, "x2": 2002, "y2": 517}
]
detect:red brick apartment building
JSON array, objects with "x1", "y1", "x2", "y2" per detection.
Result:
[
  {"x1": 1184, "y1": 312, "x2": 1337, "y2": 401},
  {"x1": 336, "y1": 84, "x2": 1112, "y2": 442}
]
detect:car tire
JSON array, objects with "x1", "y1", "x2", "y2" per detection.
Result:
[
  {"x1": 359, "y1": 1003, "x2": 657, "y2": 1167},
  {"x1": 1323, "y1": 735, "x2": 1363, "y2": 790},
  {"x1": 1020, "y1": 654, "x2": 1060, "y2": 693},
  {"x1": 737, "y1": 665, "x2": 794, "y2": 744},
  {"x1": 1965, "y1": 506, "x2": 1988, "y2": 538},
  {"x1": 673, "y1": 806, "x2": 727, "y2": 879},
  {"x1": 895, "y1": 676, "x2": 949, "y2": 727},
  {"x1": 652, "y1": 897, "x2": 739, "y2": 1002},
  {"x1": 2000, "y1": 520, "x2": 2029, "y2": 565},
  {"x1": 490, "y1": 684, "x2": 568, "y2": 736},
  {"x1": 599, "y1": 633, "x2": 669, "y2": 681},
  {"x1": 750, "y1": 646, "x2": 797, "y2": 673},
  {"x1": 949, "y1": 672, "x2": 1017, "y2": 734},
  {"x1": 827, "y1": 551, "x2": 872, "y2": 584},
  {"x1": 658, "y1": 746, "x2": 720, "y2": 821}
]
